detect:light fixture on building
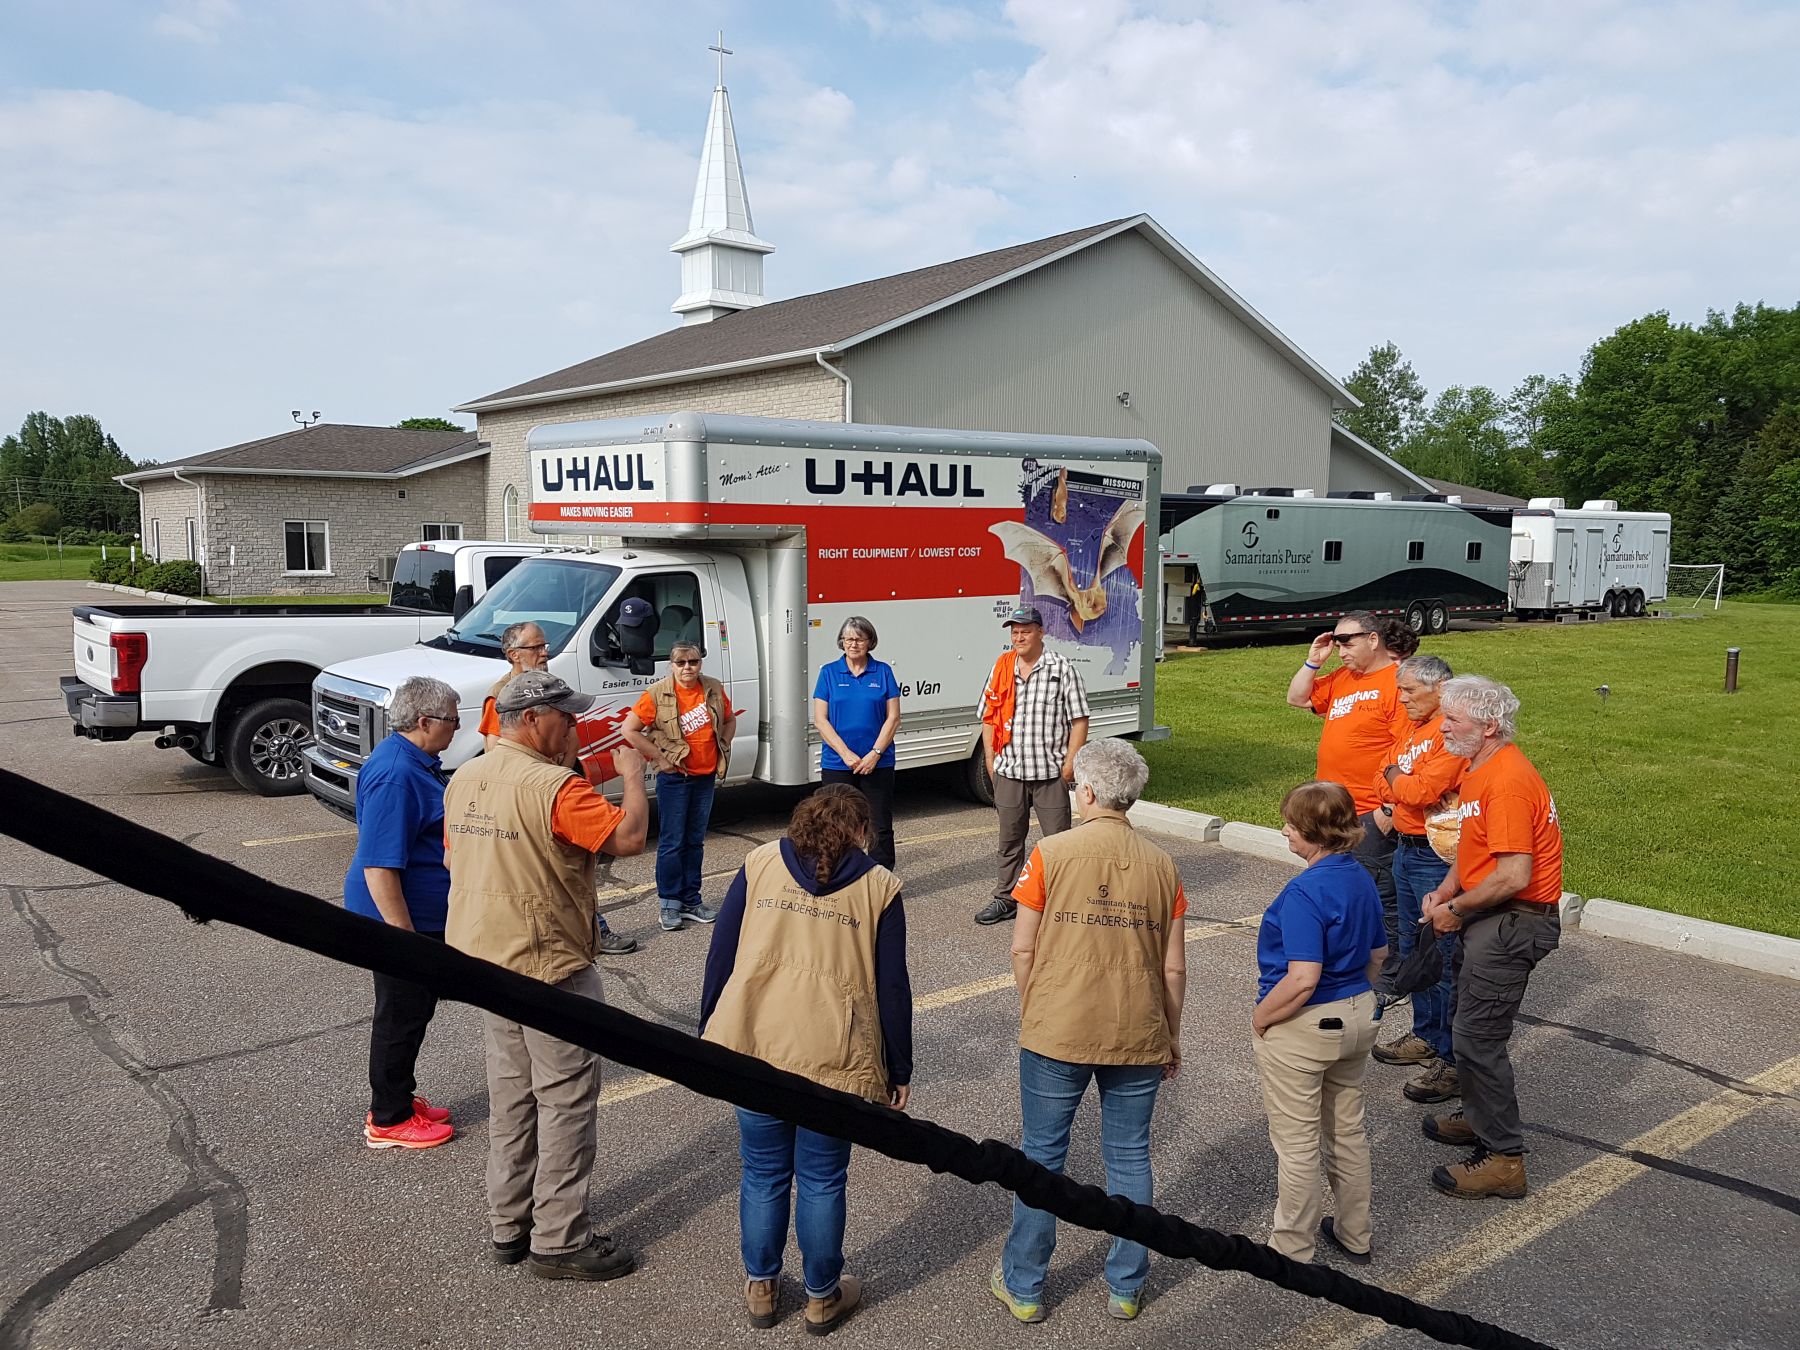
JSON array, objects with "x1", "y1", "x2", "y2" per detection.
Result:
[
  {"x1": 1116, "y1": 391, "x2": 1131, "y2": 407},
  {"x1": 292, "y1": 410, "x2": 321, "y2": 429}
]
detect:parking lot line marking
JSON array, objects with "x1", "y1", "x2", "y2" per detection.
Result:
[
  {"x1": 591, "y1": 912, "x2": 1266, "y2": 1109},
  {"x1": 1273, "y1": 1049, "x2": 1800, "y2": 1350},
  {"x1": 241, "y1": 829, "x2": 357, "y2": 847},
  {"x1": 899, "y1": 825, "x2": 998, "y2": 846}
]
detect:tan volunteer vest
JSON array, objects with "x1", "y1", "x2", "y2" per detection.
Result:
[
  {"x1": 444, "y1": 739, "x2": 598, "y2": 985},
  {"x1": 703, "y1": 841, "x2": 901, "y2": 1101},
  {"x1": 1019, "y1": 817, "x2": 1181, "y2": 1066},
  {"x1": 643, "y1": 674, "x2": 732, "y2": 779}
]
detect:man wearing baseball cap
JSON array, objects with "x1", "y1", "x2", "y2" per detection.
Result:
[
  {"x1": 974, "y1": 606, "x2": 1090, "y2": 925},
  {"x1": 445, "y1": 670, "x2": 650, "y2": 1282}
]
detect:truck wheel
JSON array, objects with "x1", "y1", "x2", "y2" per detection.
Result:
[
  {"x1": 1426, "y1": 600, "x2": 1450, "y2": 635},
  {"x1": 962, "y1": 746, "x2": 996, "y2": 807},
  {"x1": 225, "y1": 697, "x2": 313, "y2": 796},
  {"x1": 1405, "y1": 602, "x2": 1429, "y2": 635},
  {"x1": 1629, "y1": 589, "x2": 1646, "y2": 617}
]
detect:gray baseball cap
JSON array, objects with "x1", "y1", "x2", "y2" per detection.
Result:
[
  {"x1": 1003, "y1": 605, "x2": 1045, "y2": 627},
  {"x1": 494, "y1": 669, "x2": 596, "y2": 716}
]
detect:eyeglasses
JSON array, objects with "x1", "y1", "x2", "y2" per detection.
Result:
[
  {"x1": 1329, "y1": 631, "x2": 1371, "y2": 644},
  {"x1": 509, "y1": 643, "x2": 547, "y2": 653},
  {"x1": 422, "y1": 714, "x2": 462, "y2": 728},
  {"x1": 671, "y1": 658, "x2": 702, "y2": 667},
  {"x1": 841, "y1": 636, "x2": 870, "y2": 645}
]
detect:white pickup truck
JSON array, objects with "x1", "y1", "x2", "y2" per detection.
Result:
[{"x1": 62, "y1": 539, "x2": 547, "y2": 795}]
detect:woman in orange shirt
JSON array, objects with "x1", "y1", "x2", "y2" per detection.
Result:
[{"x1": 1285, "y1": 611, "x2": 1418, "y2": 996}]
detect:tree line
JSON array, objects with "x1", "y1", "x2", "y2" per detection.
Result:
[
  {"x1": 0, "y1": 413, "x2": 142, "y2": 540},
  {"x1": 1336, "y1": 302, "x2": 1800, "y2": 595}
]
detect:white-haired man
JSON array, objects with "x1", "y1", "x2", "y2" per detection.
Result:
[{"x1": 1420, "y1": 676, "x2": 1563, "y2": 1200}]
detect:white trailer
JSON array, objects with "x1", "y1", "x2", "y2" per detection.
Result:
[
  {"x1": 305, "y1": 413, "x2": 1162, "y2": 815},
  {"x1": 1508, "y1": 498, "x2": 1672, "y2": 618}
]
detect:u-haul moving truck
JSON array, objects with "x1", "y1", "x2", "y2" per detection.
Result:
[
  {"x1": 304, "y1": 413, "x2": 1163, "y2": 815},
  {"x1": 1508, "y1": 498, "x2": 1671, "y2": 618}
]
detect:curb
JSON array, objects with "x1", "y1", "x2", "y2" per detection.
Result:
[
  {"x1": 1127, "y1": 799, "x2": 1222, "y2": 842},
  {"x1": 86, "y1": 581, "x2": 213, "y2": 605},
  {"x1": 1577, "y1": 898, "x2": 1800, "y2": 982},
  {"x1": 1218, "y1": 821, "x2": 1303, "y2": 870}
]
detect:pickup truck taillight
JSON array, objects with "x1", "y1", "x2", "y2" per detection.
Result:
[{"x1": 111, "y1": 632, "x2": 148, "y2": 695}]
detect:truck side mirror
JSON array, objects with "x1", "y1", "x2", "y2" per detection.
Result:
[{"x1": 452, "y1": 584, "x2": 475, "y2": 619}]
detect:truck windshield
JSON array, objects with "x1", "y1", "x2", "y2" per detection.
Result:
[
  {"x1": 429, "y1": 557, "x2": 620, "y2": 657},
  {"x1": 389, "y1": 548, "x2": 456, "y2": 613}
]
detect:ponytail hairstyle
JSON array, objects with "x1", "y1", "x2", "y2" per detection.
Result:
[{"x1": 787, "y1": 784, "x2": 874, "y2": 886}]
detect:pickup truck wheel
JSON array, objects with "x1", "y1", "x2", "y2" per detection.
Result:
[
  {"x1": 226, "y1": 697, "x2": 313, "y2": 796},
  {"x1": 962, "y1": 746, "x2": 996, "y2": 806}
]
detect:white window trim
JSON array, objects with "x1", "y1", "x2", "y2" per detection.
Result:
[
  {"x1": 420, "y1": 522, "x2": 464, "y2": 541},
  {"x1": 149, "y1": 519, "x2": 161, "y2": 560},
  {"x1": 502, "y1": 484, "x2": 520, "y2": 542},
  {"x1": 184, "y1": 517, "x2": 197, "y2": 561},
  {"x1": 282, "y1": 519, "x2": 332, "y2": 575}
]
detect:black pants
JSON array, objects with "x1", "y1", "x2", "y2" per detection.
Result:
[
  {"x1": 1353, "y1": 813, "x2": 1400, "y2": 992},
  {"x1": 369, "y1": 930, "x2": 443, "y2": 1126},
  {"x1": 821, "y1": 766, "x2": 897, "y2": 869}
]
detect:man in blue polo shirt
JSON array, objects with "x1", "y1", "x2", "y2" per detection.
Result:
[
  {"x1": 345, "y1": 674, "x2": 462, "y2": 1150},
  {"x1": 811, "y1": 615, "x2": 903, "y2": 867}
]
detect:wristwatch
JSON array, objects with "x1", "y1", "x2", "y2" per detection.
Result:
[
  {"x1": 1447, "y1": 901, "x2": 1462, "y2": 920},
  {"x1": 1379, "y1": 805, "x2": 1393, "y2": 817}
]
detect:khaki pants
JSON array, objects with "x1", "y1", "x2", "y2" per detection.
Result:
[
  {"x1": 482, "y1": 964, "x2": 604, "y2": 1255},
  {"x1": 994, "y1": 775, "x2": 1072, "y2": 900},
  {"x1": 1251, "y1": 991, "x2": 1379, "y2": 1262}
]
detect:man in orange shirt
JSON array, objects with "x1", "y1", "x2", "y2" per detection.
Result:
[
  {"x1": 1370, "y1": 655, "x2": 1468, "y2": 1105},
  {"x1": 620, "y1": 641, "x2": 737, "y2": 933},
  {"x1": 1286, "y1": 611, "x2": 1416, "y2": 995},
  {"x1": 1419, "y1": 676, "x2": 1562, "y2": 1201}
]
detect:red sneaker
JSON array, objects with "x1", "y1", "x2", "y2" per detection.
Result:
[
  {"x1": 365, "y1": 1112, "x2": 454, "y2": 1150},
  {"x1": 412, "y1": 1096, "x2": 451, "y2": 1125}
]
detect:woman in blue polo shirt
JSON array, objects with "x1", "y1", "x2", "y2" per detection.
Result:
[
  {"x1": 811, "y1": 615, "x2": 902, "y2": 867},
  {"x1": 1251, "y1": 780, "x2": 1388, "y2": 1265}
]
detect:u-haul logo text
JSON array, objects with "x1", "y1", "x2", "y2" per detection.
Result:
[
  {"x1": 804, "y1": 457, "x2": 985, "y2": 499},
  {"x1": 538, "y1": 452, "x2": 657, "y2": 495}
]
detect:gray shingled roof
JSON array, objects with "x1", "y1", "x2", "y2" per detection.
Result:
[
  {"x1": 460, "y1": 220, "x2": 1129, "y2": 409},
  {"x1": 1423, "y1": 476, "x2": 1528, "y2": 507},
  {"x1": 120, "y1": 424, "x2": 482, "y2": 481}
]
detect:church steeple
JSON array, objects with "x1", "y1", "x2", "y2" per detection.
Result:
[{"x1": 670, "y1": 33, "x2": 775, "y2": 325}]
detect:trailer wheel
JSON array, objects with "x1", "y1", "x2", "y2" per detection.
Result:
[
  {"x1": 961, "y1": 746, "x2": 996, "y2": 807},
  {"x1": 1426, "y1": 600, "x2": 1450, "y2": 635},
  {"x1": 1405, "y1": 601, "x2": 1429, "y2": 635},
  {"x1": 1609, "y1": 590, "x2": 1628, "y2": 618},
  {"x1": 225, "y1": 697, "x2": 313, "y2": 797},
  {"x1": 1628, "y1": 589, "x2": 1646, "y2": 617}
]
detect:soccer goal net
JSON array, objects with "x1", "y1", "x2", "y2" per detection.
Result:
[{"x1": 1667, "y1": 563, "x2": 1725, "y2": 609}]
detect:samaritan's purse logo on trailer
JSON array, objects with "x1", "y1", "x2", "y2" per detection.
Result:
[{"x1": 1241, "y1": 521, "x2": 1260, "y2": 549}]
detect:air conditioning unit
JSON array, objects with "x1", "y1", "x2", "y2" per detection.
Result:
[
  {"x1": 1581, "y1": 499, "x2": 1619, "y2": 512},
  {"x1": 1203, "y1": 483, "x2": 1240, "y2": 496},
  {"x1": 1527, "y1": 497, "x2": 1566, "y2": 510}
]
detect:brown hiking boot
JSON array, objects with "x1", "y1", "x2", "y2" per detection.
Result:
[
  {"x1": 1422, "y1": 1110, "x2": 1477, "y2": 1146},
  {"x1": 1404, "y1": 1062, "x2": 1462, "y2": 1103},
  {"x1": 805, "y1": 1274, "x2": 862, "y2": 1337},
  {"x1": 1371, "y1": 1033, "x2": 1435, "y2": 1066},
  {"x1": 1433, "y1": 1147, "x2": 1527, "y2": 1199},
  {"x1": 745, "y1": 1277, "x2": 779, "y2": 1329}
]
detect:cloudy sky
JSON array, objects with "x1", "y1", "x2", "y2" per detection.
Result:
[{"x1": 3, "y1": 0, "x2": 1796, "y2": 462}]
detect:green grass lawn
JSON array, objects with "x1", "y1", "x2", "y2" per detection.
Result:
[
  {"x1": 0, "y1": 543, "x2": 107, "y2": 580},
  {"x1": 1141, "y1": 602, "x2": 1800, "y2": 939}
]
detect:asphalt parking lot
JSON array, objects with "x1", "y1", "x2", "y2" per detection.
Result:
[{"x1": 2, "y1": 580, "x2": 1797, "y2": 1350}]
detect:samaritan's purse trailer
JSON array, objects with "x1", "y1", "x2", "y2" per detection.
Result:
[
  {"x1": 1508, "y1": 498, "x2": 1671, "y2": 618},
  {"x1": 1160, "y1": 488, "x2": 1513, "y2": 638},
  {"x1": 305, "y1": 413, "x2": 1163, "y2": 815}
]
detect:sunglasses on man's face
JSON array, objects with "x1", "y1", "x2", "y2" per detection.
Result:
[
  {"x1": 422, "y1": 714, "x2": 462, "y2": 728},
  {"x1": 1328, "y1": 631, "x2": 1370, "y2": 644},
  {"x1": 671, "y1": 658, "x2": 702, "y2": 667}
]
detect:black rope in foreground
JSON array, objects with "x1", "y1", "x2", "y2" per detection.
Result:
[{"x1": 0, "y1": 769, "x2": 1555, "y2": 1350}]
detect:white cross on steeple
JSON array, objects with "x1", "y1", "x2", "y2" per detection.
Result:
[{"x1": 709, "y1": 31, "x2": 732, "y2": 90}]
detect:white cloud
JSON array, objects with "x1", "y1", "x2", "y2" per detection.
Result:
[{"x1": 151, "y1": 0, "x2": 239, "y2": 44}]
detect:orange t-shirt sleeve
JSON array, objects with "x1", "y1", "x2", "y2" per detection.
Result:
[
  {"x1": 1389, "y1": 748, "x2": 1468, "y2": 808},
  {"x1": 478, "y1": 696, "x2": 499, "y2": 739},
  {"x1": 1173, "y1": 878, "x2": 1188, "y2": 920},
  {"x1": 630, "y1": 691, "x2": 656, "y2": 725},
  {"x1": 1011, "y1": 846, "x2": 1048, "y2": 911},
  {"x1": 550, "y1": 777, "x2": 626, "y2": 852},
  {"x1": 1481, "y1": 789, "x2": 1540, "y2": 856}
]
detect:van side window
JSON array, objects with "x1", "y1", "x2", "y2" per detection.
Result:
[
  {"x1": 602, "y1": 571, "x2": 706, "y2": 660},
  {"x1": 1407, "y1": 540, "x2": 1425, "y2": 562},
  {"x1": 485, "y1": 554, "x2": 526, "y2": 589},
  {"x1": 1324, "y1": 540, "x2": 1343, "y2": 563},
  {"x1": 1466, "y1": 541, "x2": 1483, "y2": 562}
]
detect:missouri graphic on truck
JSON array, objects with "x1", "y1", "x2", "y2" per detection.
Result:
[{"x1": 304, "y1": 413, "x2": 1166, "y2": 818}]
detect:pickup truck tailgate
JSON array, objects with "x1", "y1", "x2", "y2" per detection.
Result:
[{"x1": 71, "y1": 614, "x2": 122, "y2": 692}]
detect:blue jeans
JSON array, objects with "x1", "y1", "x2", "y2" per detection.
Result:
[
  {"x1": 735, "y1": 1108, "x2": 852, "y2": 1297},
  {"x1": 655, "y1": 771, "x2": 715, "y2": 916},
  {"x1": 1001, "y1": 1049, "x2": 1162, "y2": 1301},
  {"x1": 1394, "y1": 836, "x2": 1457, "y2": 1064}
]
